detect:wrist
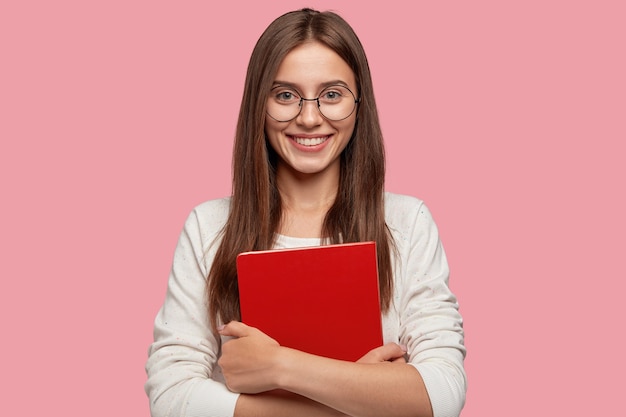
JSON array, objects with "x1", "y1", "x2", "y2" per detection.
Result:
[{"x1": 271, "y1": 346, "x2": 300, "y2": 391}]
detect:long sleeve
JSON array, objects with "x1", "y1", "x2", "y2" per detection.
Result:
[
  {"x1": 385, "y1": 194, "x2": 467, "y2": 417},
  {"x1": 145, "y1": 199, "x2": 239, "y2": 417}
]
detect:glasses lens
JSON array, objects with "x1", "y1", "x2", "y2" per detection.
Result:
[
  {"x1": 317, "y1": 85, "x2": 357, "y2": 121},
  {"x1": 267, "y1": 85, "x2": 357, "y2": 122},
  {"x1": 267, "y1": 87, "x2": 302, "y2": 122}
]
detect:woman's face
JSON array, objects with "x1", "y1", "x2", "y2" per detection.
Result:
[{"x1": 265, "y1": 41, "x2": 358, "y2": 179}]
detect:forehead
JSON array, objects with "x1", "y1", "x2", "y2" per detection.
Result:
[{"x1": 274, "y1": 41, "x2": 356, "y2": 92}]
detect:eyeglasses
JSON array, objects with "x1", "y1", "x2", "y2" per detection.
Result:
[{"x1": 267, "y1": 85, "x2": 359, "y2": 122}]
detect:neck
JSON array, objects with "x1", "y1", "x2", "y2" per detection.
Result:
[
  {"x1": 276, "y1": 162, "x2": 339, "y2": 210},
  {"x1": 275, "y1": 163, "x2": 340, "y2": 238}
]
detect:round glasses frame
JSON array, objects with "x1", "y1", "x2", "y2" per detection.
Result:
[{"x1": 266, "y1": 85, "x2": 360, "y2": 122}]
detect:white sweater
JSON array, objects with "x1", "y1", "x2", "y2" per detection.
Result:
[{"x1": 145, "y1": 192, "x2": 467, "y2": 417}]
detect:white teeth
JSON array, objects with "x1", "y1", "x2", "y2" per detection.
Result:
[{"x1": 294, "y1": 137, "x2": 327, "y2": 146}]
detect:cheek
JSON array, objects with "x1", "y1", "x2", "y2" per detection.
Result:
[
  {"x1": 338, "y1": 117, "x2": 357, "y2": 140},
  {"x1": 264, "y1": 121, "x2": 281, "y2": 153},
  {"x1": 264, "y1": 115, "x2": 282, "y2": 136}
]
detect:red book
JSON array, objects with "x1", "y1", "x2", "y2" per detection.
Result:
[{"x1": 236, "y1": 241, "x2": 383, "y2": 362}]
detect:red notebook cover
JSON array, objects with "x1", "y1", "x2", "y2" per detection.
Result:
[{"x1": 236, "y1": 241, "x2": 383, "y2": 362}]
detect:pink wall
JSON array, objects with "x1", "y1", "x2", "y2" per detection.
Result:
[{"x1": 1, "y1": 1, "x2": 624, "y2": 415}]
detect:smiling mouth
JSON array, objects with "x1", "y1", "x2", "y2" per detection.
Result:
[{"x1": 291, "y1": 136, "x2": 330, "y2": 146}]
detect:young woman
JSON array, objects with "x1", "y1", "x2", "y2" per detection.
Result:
[{"x1": 145, "y1": 8, "x2": 466, "y2": 417}]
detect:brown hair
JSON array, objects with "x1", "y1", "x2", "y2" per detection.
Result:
[{"x1": 207, "y1": 8, "x2": 394, "y2": 330}]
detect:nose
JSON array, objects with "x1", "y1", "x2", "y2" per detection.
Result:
[{"x1": 296, "y1": 98, "x2": 323, "y2": 126}]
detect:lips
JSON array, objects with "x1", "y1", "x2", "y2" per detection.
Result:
[{"x1": 290, "y1": 136, "x2": 330, "y2": 147}]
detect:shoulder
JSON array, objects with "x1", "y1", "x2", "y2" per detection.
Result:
[
  {"x1": 190, "y1": 197, "x2": 231, "y2": 225},
  {"x1": 182, "y1": 197, "x2": 231, "y2": 248},
  {"x1": 384, "y1": 191, "x2": 429, "y2": 225},
  {"x1": 384, "y1": 191, "x2": 425, "y2": 213},
  {"x1": 384, "y1": 191, "x2": 439, "y2": 241}
]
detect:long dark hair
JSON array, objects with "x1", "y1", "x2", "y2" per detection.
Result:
[{"x1": 207, "y1": 8, "x2": 394, "y2": 331}]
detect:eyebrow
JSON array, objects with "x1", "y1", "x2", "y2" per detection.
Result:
[{"x1": 271, "y1": 80, "x2": 351, "y2": 90}]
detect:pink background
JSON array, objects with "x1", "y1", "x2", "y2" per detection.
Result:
[{"x1": 1, "y1": 0, "x2": 624, "y2": 415}]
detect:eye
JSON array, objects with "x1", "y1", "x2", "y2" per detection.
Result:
[
  {"x1": 272, "y1": 88, "x2": 300, "y2": 104},
  {"x1": 319, "y1": 86, "x2": 349, "y2": 103}
]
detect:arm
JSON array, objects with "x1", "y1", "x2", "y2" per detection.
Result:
[
  {"x1": 145, "y1": 204, "x2": 240, "y2": 417},
  {"x1": 397, "y1": 201, "x2": 467, "y2": 417},
  {"x1": 218, "y1": 322, "x2": 433, "y2": 417},
  {"x1": 235, "y1": 391, "x2": 348, "y2": 417},
  {"x1": 231, "y1": 343, "x2": 412, "y2": 416}
]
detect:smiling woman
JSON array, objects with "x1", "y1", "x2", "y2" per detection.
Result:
[
  {"x1": 265, "y1": 42, "x2": 357, "y2": 180},
  {"x1": 145, "y1": 8, "x2": 467, "y2": 417}
]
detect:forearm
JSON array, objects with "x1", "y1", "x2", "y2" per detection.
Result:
[
  {"x1": 277, "y1": 348, "x2": 433, "y2": 417},
  {"x1": 235, "y1": 390, "x2": 347, "y2": 417}
]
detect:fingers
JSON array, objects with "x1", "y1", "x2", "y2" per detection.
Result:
[
  {"x1": 357, "y1": 343, "x2": 407, "y2": 363},
  {"x1": 391, "y1": 355, "x2": 407, "y2": 364},
  {"x1": 376, "y1": 343, "x2": 407, "y2": 362},
  {"x1": 388, "y1": 342, "x2": 408, "y2": 358},
  {"x1": 217, "y1": 321, "x2": 251, "y2": 338}
]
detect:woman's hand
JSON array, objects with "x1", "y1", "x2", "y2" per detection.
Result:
[
  {"x1": 218, "y1": 321, "x2": 285, "y2": 394},
  {"x1": 356, "y1": 343, "x2": 407, "y2": 364}
]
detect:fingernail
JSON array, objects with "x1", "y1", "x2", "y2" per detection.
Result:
[
  {"x1": 400, "y1": 344, "x2": 408, "y2": 352},
  {"x1": 217, "y1": 324, "x2": 226, "y2": 332}
]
